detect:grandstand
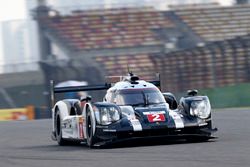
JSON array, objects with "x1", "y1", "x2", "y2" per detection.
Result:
[
  {"x1": 36, "y1": 6, "x2": 201, "y2": 82},
  {"x1": 2, "y1": 3, "x2": 250, "y2": 110},
  {"x1": 35, "y1": 3, "x2": 250, "y2": 88},
  {"x1": 94, "y1": 53, "x2": 158, "y2": 81},
  {"x1": 35, "y1": 3, "x2": 250, "y2": 91},
  {"x1": 40, "y1": 7, "x2": 175, "y2": 51},
  {"x1": 173, "y1": 4, "x2": 250, "y2": 42},
  {"x1": 153, "y1": 35, "x2": 250, "y2": 92}
]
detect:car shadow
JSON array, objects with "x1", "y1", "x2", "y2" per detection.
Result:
[
  {"x1": 18, "y1": 138, "x2": 217, "y2": 151},
  {"x1": 98, "y1": 138, "x2": 217, "y2": 149}
]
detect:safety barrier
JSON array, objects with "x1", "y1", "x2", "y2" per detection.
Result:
[{"x1": 0, "y1": 106, "x2": 35, "y2": 121}]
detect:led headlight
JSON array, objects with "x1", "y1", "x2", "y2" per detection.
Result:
[
  {"x1": 190, "y1": 99, "x2": 211, "y2": 119},
  {"x1": 94, "y1": 106, "x2": 120, "y2": 125}
]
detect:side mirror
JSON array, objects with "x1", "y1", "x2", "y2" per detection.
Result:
[
  {"x1": 80, "y1": 95, "x2": 92, "y2": 102},
  {"x1": 187, "y1": 90, "x2": 198, "y2": 96}
]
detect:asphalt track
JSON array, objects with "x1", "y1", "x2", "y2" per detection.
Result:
[{"x1": 0, "y1": 109, "x2": 250, "y2": 167}]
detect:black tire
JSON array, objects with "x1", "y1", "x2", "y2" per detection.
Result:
[
  {"x1": 55, "y1": 110, "x2": 69, "y2": 146},
  {"x1": 86, "y1": 108, "x2": 97, "y2": 147},
  {"x1": 163, "y1": 93, "x2": 178, "y2": 110}
]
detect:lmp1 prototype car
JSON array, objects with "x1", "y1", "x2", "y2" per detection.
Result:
[{"x1": 51, "y1": 74, "x2": 217, "y2": 147}]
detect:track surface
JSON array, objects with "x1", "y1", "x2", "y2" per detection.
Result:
[{"x1": 0, "y1": 109, "x2": 250, "y2": 167}]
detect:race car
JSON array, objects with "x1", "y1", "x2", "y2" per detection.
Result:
[{"x1": 50, "y1": 74, "x2": 217, "y2": 147}]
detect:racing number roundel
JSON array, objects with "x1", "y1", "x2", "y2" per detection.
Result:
[{"x1": 147, "y1": 113, "x2": 165, "y2": 122}]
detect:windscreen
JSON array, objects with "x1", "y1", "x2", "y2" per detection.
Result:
[{"x1": 115, "y1": 88, "x2": 165, "y2": 106}]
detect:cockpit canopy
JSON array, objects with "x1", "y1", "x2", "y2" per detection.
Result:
[{"x1": 105, "y1": 88, "x2": 165, "y2": 106}]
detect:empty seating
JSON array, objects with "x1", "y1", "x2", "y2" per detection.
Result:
[
  {"x1": 174, "y1": 4, "x2": 250, "y2": 42},
  {"x1": 153, "y1": 35, "x2": 250, "y2": 92},
  {"x1": 94, "y1": 53, "x2": 157, "y2": 81},
  {"x1": 42, "y1": 7, "x2": 175, "y2": 50},
  {"x1": 39, "y1": 5, "x2": 250, "y2": 93}
]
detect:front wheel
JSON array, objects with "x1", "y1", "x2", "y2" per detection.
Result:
[{"x1": 86, "y1": 108, "x2": 98, "y2": 147}]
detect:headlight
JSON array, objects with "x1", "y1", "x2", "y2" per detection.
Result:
[
  {"x1": 94, "y1": 106, "x2": 120, "y2": 125},
  {"x1": 190, "y1": 99, "x2": 211, "y2": 119}
]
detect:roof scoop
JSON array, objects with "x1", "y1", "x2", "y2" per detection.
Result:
[{"x1": 123, "y1": 73, "x2": 139, "y2": 84}]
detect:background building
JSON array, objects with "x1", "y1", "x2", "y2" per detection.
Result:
[
  {"x1": 1, "y1": 20, "x2": 40, "y2": 73},
  {"x1": 44, "y1": 0, "x2": 230, "y2": 14}
]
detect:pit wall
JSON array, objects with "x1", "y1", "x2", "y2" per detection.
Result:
[{"x1": 200, "y1": 83, "x2": 250, "y2": 108}]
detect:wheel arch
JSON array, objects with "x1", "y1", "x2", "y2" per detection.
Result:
[{"x1": 54, "y1": 101, "x2": 71, "y2": 120}]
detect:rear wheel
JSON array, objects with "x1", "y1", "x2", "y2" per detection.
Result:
[
  {"x1": 55, "y1": 110, "x2": 82, "y2": 145},
  {"x1": 86, "y1": 108, "x2": 98, "y2": 147},
  {"x1": 55, "y1": 110, "x2": 68, "y2": 145},
  {"x1": 55, "y1": 110, "x2": 82, "y2": 146}
]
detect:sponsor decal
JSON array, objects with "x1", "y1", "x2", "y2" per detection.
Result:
[
  {"x1": 78, "y1": 117, "x2": 84, "y2": 139},
  {"x1": 63, "y1": 119, "x2": 72, "y2": 129},
  {"x1": 130, "y1": 119, "x2": 142, "y2": 131},
  {"x1": 147, "y1": 113, "x2": 165, "y2": 122},
  {"x1": 199, "y1": 122, "x2": 208, "y2": 126},
  {"x1": 79, "y1": 122, "x2": 83, "y2": 138},
  {"x1": 143, "y1": 111, "x2": 166, "y2": 115},
  {"x1": 79, "y1": 117, "x2": 83, "y2": 123},
  {"x1": 169, "y1": 111, "x2": 184, "y2": 128},
  {"x1": 143, "y1": 111, "x2": 166, "y2": 123},
  {"x1": 103, "y1": 129, "x2": 116, "y2": 132}
]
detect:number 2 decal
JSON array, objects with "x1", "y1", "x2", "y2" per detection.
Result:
[
  {"x1": 152, "y1": 114, "x2": 161, "y2": 121},
  {"x1": 147, "y1": 113, "x2": 165, "y2": 122}
]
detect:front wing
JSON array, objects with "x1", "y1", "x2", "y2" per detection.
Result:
[{"x1": 92, "y1": 119, "x2": 217, "y2": 146}]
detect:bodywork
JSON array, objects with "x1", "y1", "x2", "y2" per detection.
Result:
[{"x1": 51, "y1": 76, "x2": 217, "y2": 147}]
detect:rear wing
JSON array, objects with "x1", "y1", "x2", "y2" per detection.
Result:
[
  {"x1": 50, "y1": 80, "x2": 111, "y2": 108},
  {"x1": 150, "y1": 80, "x2": 160, "y2": 87},
  {"x1": 50, "y1": 79, "x2": 161, "y2": 108}
]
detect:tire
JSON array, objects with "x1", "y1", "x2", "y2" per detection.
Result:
[
  {"x1": 163, "y1": 93, "x2": 178, "y2": 110},
  {"x1": 86, "y1": 108, "x2": 97, "y2": 147},
  {"x1": 55, "y1": 110, "x2": 69, "y2": 146}
]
